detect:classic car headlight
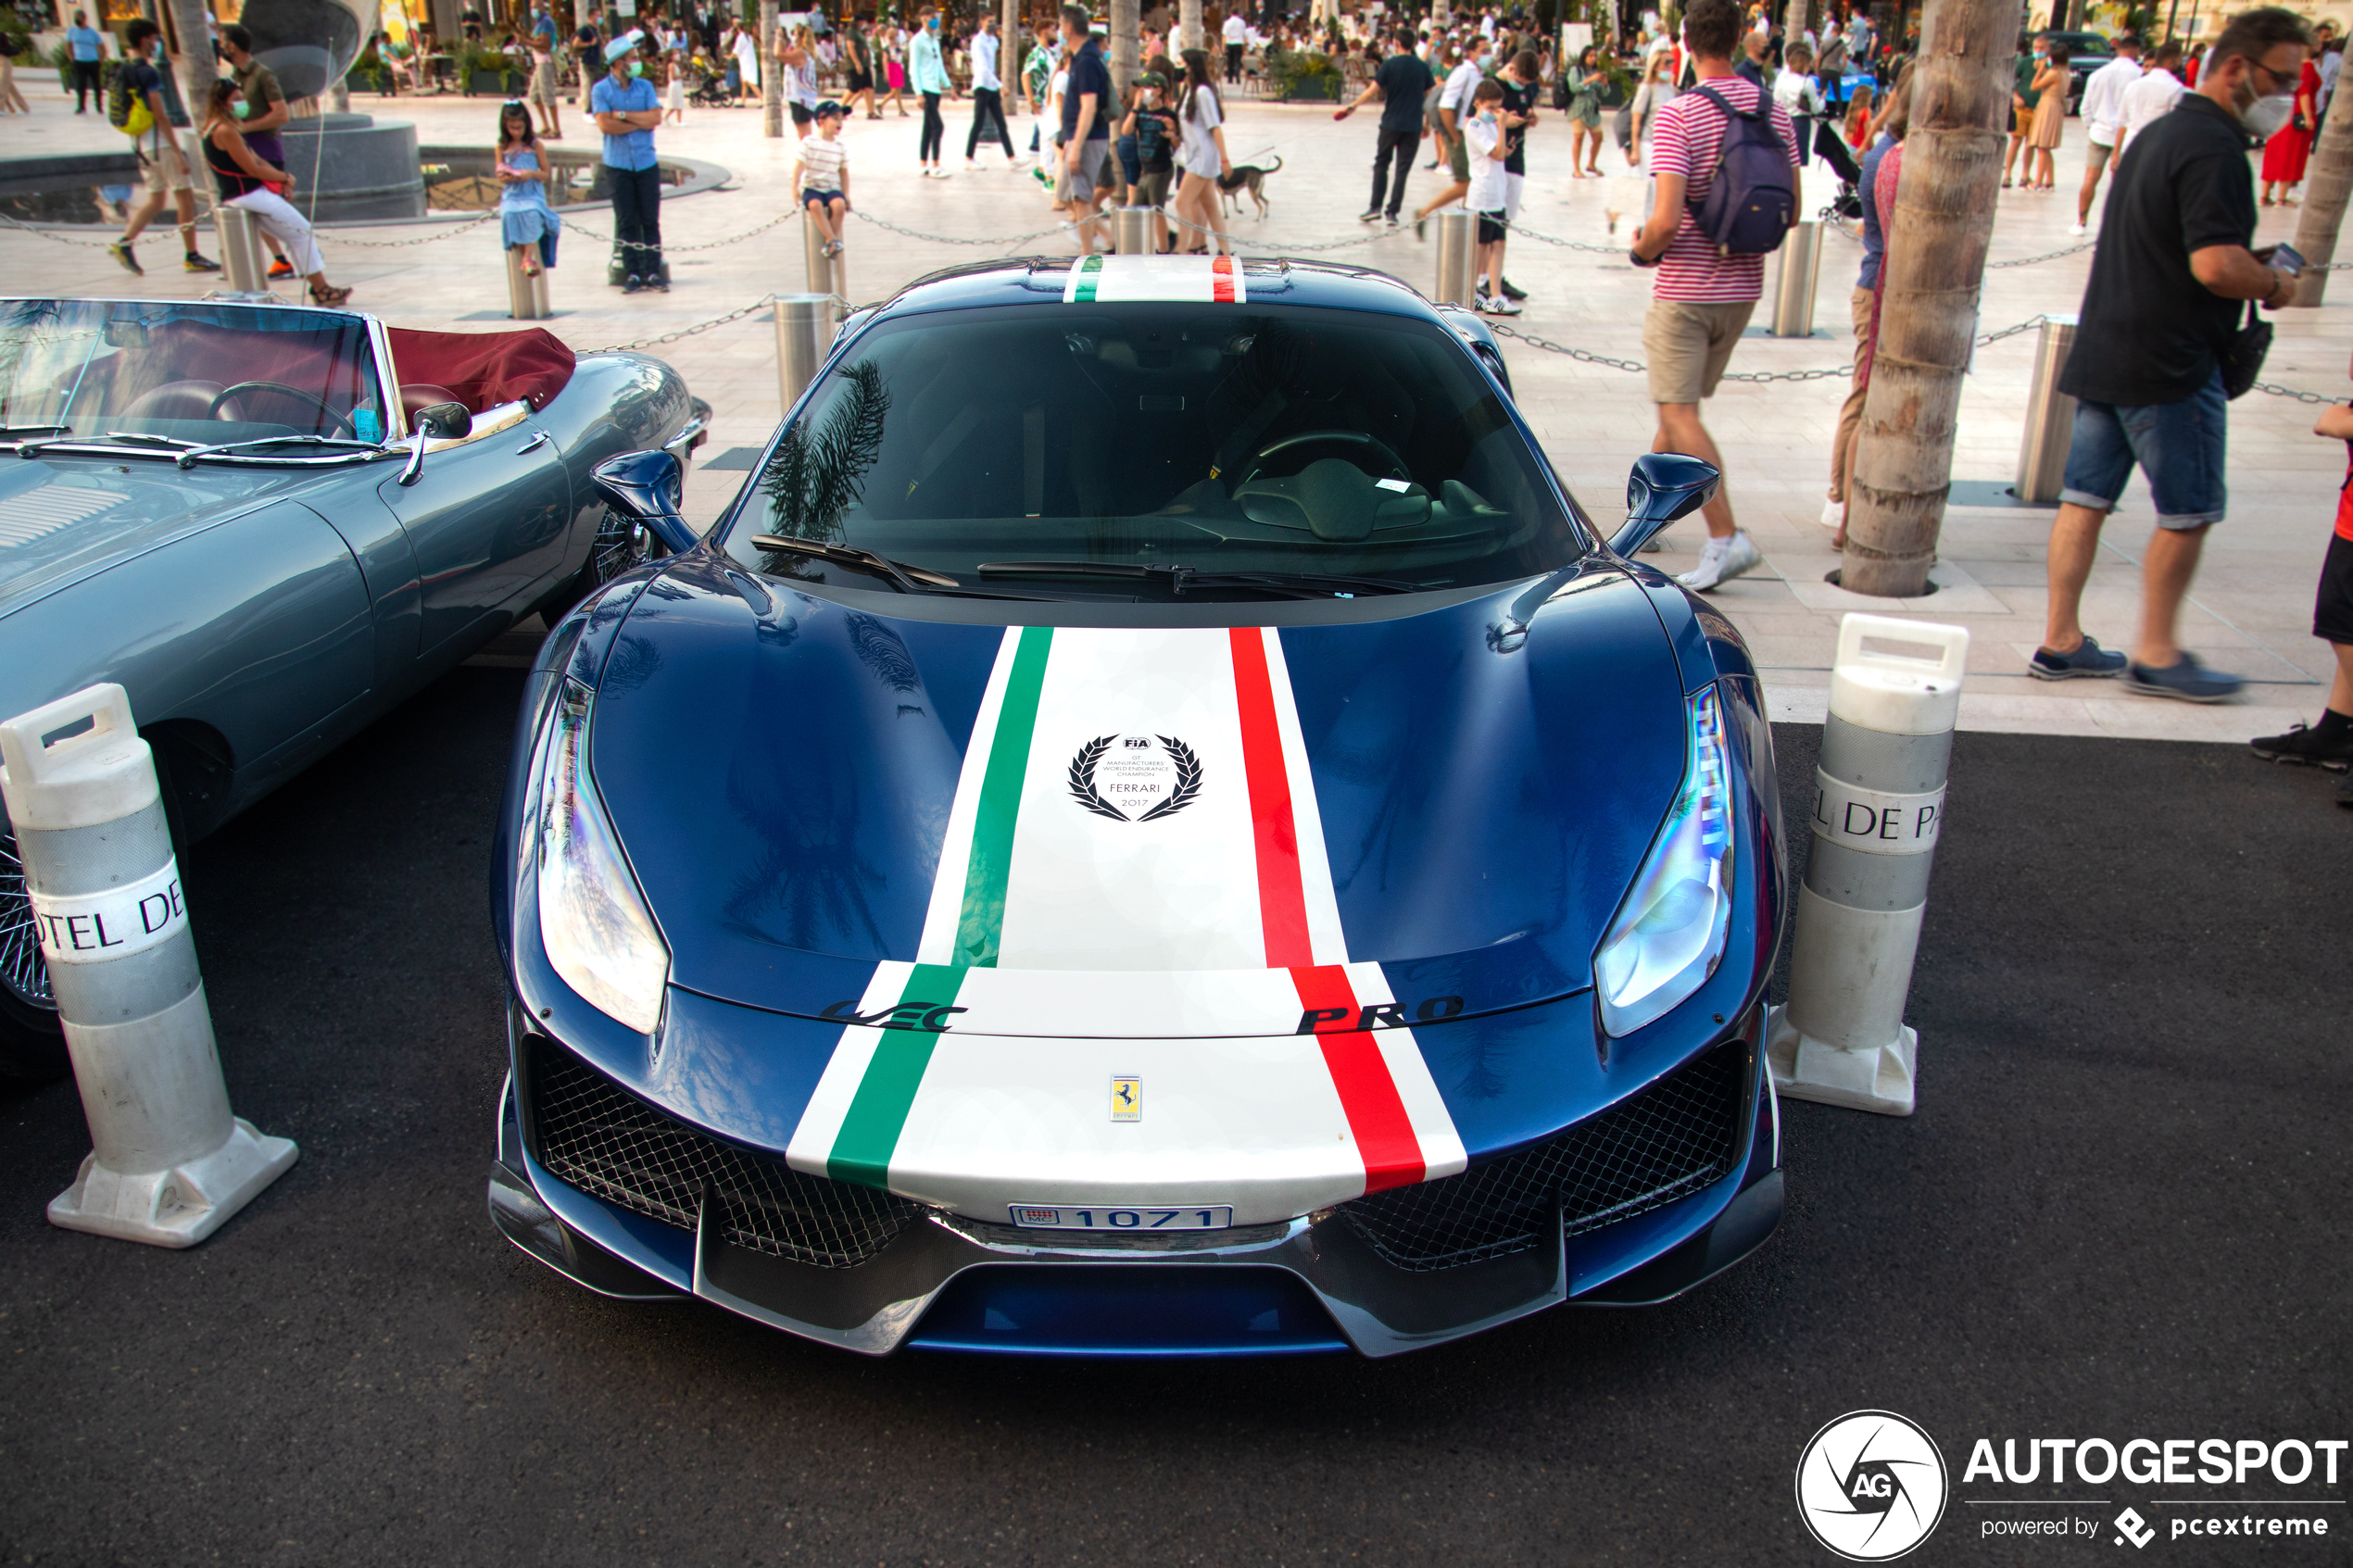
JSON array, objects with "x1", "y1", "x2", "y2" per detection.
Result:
[
  {"x1": 1594, "y1": 685, "x2": 1735, "y2": 1037},
  {"x1": 533, "y1": 677, "x2": 669, "y2": 1033}
]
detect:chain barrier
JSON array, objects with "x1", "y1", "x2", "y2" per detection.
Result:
[
  {"x1": 0, "y1": 211, "x2": 126, "y2": 250},
  {"x1": 850, "y1": 208, "x2": 1075, "y2": 247},
  {"x1": 321, "y1": 212, "x2": 499, "y2": 247},
  {"x1": 578, "y1": 294, "x2": 777, "y2": 354},
  {"x1": 1501, "y1": 222, "x2": 1628, "y2": 255},
  {"x1": 1984, "y1": 240, "x2": 2095, "y2": 269},
  {"x1": 2251, "y1": 380, "x2": 2337, "y2": 405}
]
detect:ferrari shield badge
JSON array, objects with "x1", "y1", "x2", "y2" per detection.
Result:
[
  {"x1": 1111, "y1": 1076, "x2": 1141, "y2": 1123},
  {"x1": 1068, "y1": 734, "x2": 1203, "y2": 822}
]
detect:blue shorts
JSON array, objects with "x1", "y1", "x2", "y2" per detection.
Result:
[
  {"x1": 2059, "y1": 369, "x2": 2228, "y2": 529},
  {"x1": 801, "y1": 188, "x2": 843, "y2": 208}
]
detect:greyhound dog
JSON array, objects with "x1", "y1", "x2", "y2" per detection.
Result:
[{"x1": 1216, "y1": 155, "x2": 1282, "y2": 218}]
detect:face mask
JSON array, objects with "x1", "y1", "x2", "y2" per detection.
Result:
[
  {"x1": 231, "y1": 99, "x2": 249, "y2": 119},
  {"x1": 2240, "y1": 87, "x2": 2295, "y2": 138},
  {"x1": 628, "y1": 58, "x2": 643, "y2": 75},
  {"x1": 926, "y1": 18, "x2": 938, "y2": 30}
]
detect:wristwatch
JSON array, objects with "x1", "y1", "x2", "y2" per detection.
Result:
[{"x1": 1629, "y1": 247, "x2": 1657, "y2": 268}]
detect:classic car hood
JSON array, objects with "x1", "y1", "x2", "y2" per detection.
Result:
[
  {"x1": 0, "y1": 456, "x2": 322, "y2": 621},
  {"x1": 586, "y1": 558, "x2": 1692, "y2": 1037}
]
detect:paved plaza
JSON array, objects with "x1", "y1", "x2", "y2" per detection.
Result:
[{"x1": 6, "y1": 77, "x2": 2347, "y2": 741}]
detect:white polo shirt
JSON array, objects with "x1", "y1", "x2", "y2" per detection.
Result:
[
  {"x1": 2115, "y1": 65, "x2": 2184, "y2": 155},
  {"x1": 2079, "y1": 53, "x2": 2143, "y2": 146},
  {"x1": 1441, "y1": 56, "x2": 1483, "y2": 117}
]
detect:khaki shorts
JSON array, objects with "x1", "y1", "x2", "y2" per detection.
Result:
[
  {"x1": 529, "y1": 55, "x2": 560, "y2": 105},
  {"x1": 1448, "y1": 130, "x2": 1470, "y2": 182},
  {"x1": 2085, "y1": 135, "x2": 2114, "y2": 174},
  {"x1": 1642, "y1": 298, "x2": 1756, "y2": 405},
  {"x1": 137, "y1": 144, "x2": 192, "y2": 194}
]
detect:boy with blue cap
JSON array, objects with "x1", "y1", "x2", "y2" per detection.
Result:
[{"x1": 592, "y1": 33, "x2": 666, "y2": 292}]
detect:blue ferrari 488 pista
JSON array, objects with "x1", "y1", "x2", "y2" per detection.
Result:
[{"x1": 487, "y1": 254, "x2": 1789, "y2": 1357}]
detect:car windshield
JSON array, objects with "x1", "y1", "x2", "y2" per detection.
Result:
[
  {"x1": 0, "y1": 298, "x2": 390, "y2": 449},
  {"x1": 719, "y1": 301, "x2": 1581, "y2": 599}
]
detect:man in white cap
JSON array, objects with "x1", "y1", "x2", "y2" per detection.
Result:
[{"x1": 592, "y1": 32, "x2": 667, "y2": 292}]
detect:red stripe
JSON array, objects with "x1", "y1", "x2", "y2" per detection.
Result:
[
  {"x1": 1212, "y1": 254, "x2": 1236, "y2": 302},
  {"x1": 1227, "y1": 626, "x2": 1312, "y2": 967},
  {"x1": 1292, "y1": 966, "x2": 1425, "y2": 1193}
]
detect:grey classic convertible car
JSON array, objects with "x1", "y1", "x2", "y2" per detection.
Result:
[{"x1": 0, "y1": 296, "x2": 703, "y2": 1081}]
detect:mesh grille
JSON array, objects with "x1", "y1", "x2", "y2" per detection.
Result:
[
  {"x1": 1338, "y1": 1045, "x2": 1749, "y2": 1272},
  {"x1": 527, "y1": 1039, "x2": 919, "y2": 1269}
]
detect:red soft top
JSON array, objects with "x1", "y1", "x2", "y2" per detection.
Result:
[{"x1": 386, "y1": 326, "x2": 577, "y2": 414}]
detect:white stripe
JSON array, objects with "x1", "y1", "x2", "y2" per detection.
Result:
[
  {"x1": 1255, "y1": 625, "x2": 1350, "y2": 966},
  {"x1": 996, "y1": 628, "x2": 1265, "y2": 971},
  {"x1": 783, "y1": 960, "x2": 912, "y2": 1175},
  {"x1": 1339, "y1": 964, "x2": 1469, "y2": 1180},
  {"x1": 913, "y1": 627, "x2": 1024, "y2": 966},
  {"x1": 1061, "y1": 254, "x2": 1249, "y2": 303}
]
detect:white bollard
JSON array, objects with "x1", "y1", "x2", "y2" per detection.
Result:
[
  {"x1": 505, "y1": 245, "x2": 551, "y2": 320},
  {"x1": 1767, "y1": 615, "x2": 1969, "y2": 1117},
  {"x1": 0, "y1": 684, "x2": 296, "y2": 1247}
]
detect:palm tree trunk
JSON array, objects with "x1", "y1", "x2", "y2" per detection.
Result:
[
  {"x1": 2289, "y1": 91, "x2": 2353, "y2": 306},
  {"x1": 761, "y1": 0, "x2": 782, "y2": 138},
  {"x1": 1111, "y1": 0, "x2": 1139, "y2": 121},
  {"x1": 1839, "y1": 0, "x2": 2014, "y2": 597},
  {"x1": 161, "y1": 0, "x2": 222, "y2": 249},
  {"x1": 1181, "y1": 0, "x2": 1202, "y2": 55}
]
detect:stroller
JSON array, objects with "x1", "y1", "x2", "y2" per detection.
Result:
[
  {"x1": 1812, "y1": 119, "x2": 1865, "y2": 223},
  {"x1": 685, "y1": 54, "x2": 733, "y2": 107}
]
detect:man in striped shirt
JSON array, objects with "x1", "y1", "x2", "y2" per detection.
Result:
[{"x1": 1628, "y1": 0, "x2": 1799, "y2": 592}]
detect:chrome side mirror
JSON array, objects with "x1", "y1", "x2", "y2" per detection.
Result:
[
  {"x1": 591, "y1": 449, "x2": 700, "y2": 556},
  {"x1": 1609, "y1": 453, "x2": 1719, "y2": 558},
  {"x1": 396, "y1": 402, "x2": 472, "y2": 487}
]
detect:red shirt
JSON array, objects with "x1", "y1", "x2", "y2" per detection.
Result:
[
  {"x1": 1647, "y1": 75, "x2": 1801, "y2": 304},
  {"x1": 2337, "y1": 442, "x2": 2353, "y2": 540}
]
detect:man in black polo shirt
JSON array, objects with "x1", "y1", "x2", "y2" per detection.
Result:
[
  {"x1": 2034, "y1": 6, "x2": 2309, "y2": 704},
  {"x1": 1339, "y1": 28, "x2": 1433, "y2": 227}
]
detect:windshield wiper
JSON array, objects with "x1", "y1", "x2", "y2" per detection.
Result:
[
  {"x1": 750, "y1": 533, "x2": 963, "y2": 593},
  {"x1": 0, "y1": 423, "x2": 72, "y2": 440},
  {"x1": 174, "y1": 433, "x2": 389, "y2": 469},
  {"x1": 976, "y1": 561, "x2": 1421, "y2": 598}
]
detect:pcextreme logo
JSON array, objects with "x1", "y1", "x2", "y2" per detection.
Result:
[{"x1": 1795, "y1": 1410, "x2": 1951, "y2": 1562}]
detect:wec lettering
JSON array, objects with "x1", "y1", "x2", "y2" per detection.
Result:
[{"x1": 819, "y1": 999, "x2": 969, "y2": 1032}]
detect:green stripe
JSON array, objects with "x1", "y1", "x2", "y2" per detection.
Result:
[
  {"x1": 827, "y1": 963, "x2": 968, "y2": 1187},
  {"x1": 1073, "y1": 253, "x2": 1103, "y2": 303},
  {"x1": 952, "y1": 624, "x2": 1051, "y2": 968}
]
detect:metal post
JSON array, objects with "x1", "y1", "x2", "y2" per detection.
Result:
[
  {"x1": 1770, "y1": 219, "x2": 1824, "y2": 336},
  {"x1": 2013, "y1": 313, "x2": 2079, "y2": 504},
  {"x1": 802, "y1": 209, "x2": 844, "y2": 299},
  {"x1": 214, "y1": 207, "x2": 271, "y2": 296},
  {"x1": 505, "y1": 245, "x2": 550, "y2": 320},
  {"x1": 1112, "y1": 206, "x2": 1154, "y2": 255},
  {"x1": 774, "y1": 292, "x2": 838, "y2": 413},
  {"x1": 1433, "y1": 209, "x2": 1477, "y2": 307},
  {"x1": 1767, "y1": 614, "x2": 1969, "y2": 1117},
  {"x1": 0, "y1": 684, "x2": 297, "y2": 1246}
]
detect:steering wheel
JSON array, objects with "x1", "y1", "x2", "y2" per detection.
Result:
[
  {"x1": 206, "y1": 382, "x2": 356, "y2": 436},
  {"x1": 1238, "y1": 430, "x2": 1411, "y2": 487}
]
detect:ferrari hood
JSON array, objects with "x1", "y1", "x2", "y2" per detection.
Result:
[
  {"x1": 588, "y1": 558, "x2": 1693, "y2": 1040},
  {"x1": 0, "y1": 456, "x2": 314, "y2": 622}
]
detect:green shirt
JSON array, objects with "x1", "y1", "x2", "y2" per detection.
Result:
[{"x1": 2014, "y1": 53, "x2": 2041, "y2": 109}]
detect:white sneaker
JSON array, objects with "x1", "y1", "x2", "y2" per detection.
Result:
[
  {"x1": 1678, "y1": 530, "x2": 1760, "y2": 593},
  {"x1": 2068, "y1": 220, "x2": 2088, "y2": 236},
  {"x1": 1819, "y1": 495, "x2": 1844, "y2": 531},
  {"x1": 1477, "y1": 292, "x2": 1522, "y2": 316}
]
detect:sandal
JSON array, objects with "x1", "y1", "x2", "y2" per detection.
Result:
[
  {"x1": 2002, "y1": 176, "x2": 2013, "y2": 188},
  {"x1": 309, "y1": 283, "x2": 352, "y2": 306}
]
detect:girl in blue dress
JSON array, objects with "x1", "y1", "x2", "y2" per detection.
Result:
[{"x1": 495, "y1": 100, "x2": 561, "y2": 275}]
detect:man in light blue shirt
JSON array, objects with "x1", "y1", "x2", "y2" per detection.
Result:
[
  {"x1": 66, "y1": 11, "x2": 107, "y2": 114},
  {"x1": 591, "y1": 35, "x2": 666, "y2": 291}
]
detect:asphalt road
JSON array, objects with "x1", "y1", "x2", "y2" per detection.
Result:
[{"x1": 1, "y1": 666, "x2": 2347, "y2": 1567}]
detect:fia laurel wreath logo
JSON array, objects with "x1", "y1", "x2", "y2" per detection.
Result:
[{"x1": 1796, "y1": 1411, "x2": 1951, "y2": 1561}]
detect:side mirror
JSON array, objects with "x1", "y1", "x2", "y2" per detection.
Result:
[
  {"x1": 416, "y1": 401, "x2": 472, "y2": 441},
  {"x1": 591, "y1": 448, "x2": 701, "y2": 556},
  {"x1": 1609, "y1": 452, "x2": 1719, "y2": 558}
]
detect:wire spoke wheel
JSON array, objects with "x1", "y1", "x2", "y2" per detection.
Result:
[
  {"x1": 0, "y1": 832, "x2": 55, "y2": 1011},
  {"x1": 587, "y1": 508, "x2": 653, "y2": 586}
]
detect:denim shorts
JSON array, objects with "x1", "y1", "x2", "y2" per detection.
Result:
[{"x1": 2060, "y1": 369, "x2": 2228, "y2": 529}]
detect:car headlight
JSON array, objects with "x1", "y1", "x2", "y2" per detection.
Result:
[
  {"x1": 533, "y1": 676, "x2": 669, "y2": 1033},
  {"x1": 1593, "y1": 685, "x2": 1735, "y2": 1036}
]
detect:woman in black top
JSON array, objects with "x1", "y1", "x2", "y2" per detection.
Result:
[{"x1": 201, "y1": 80, "x2": 350, "y2": 305}]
